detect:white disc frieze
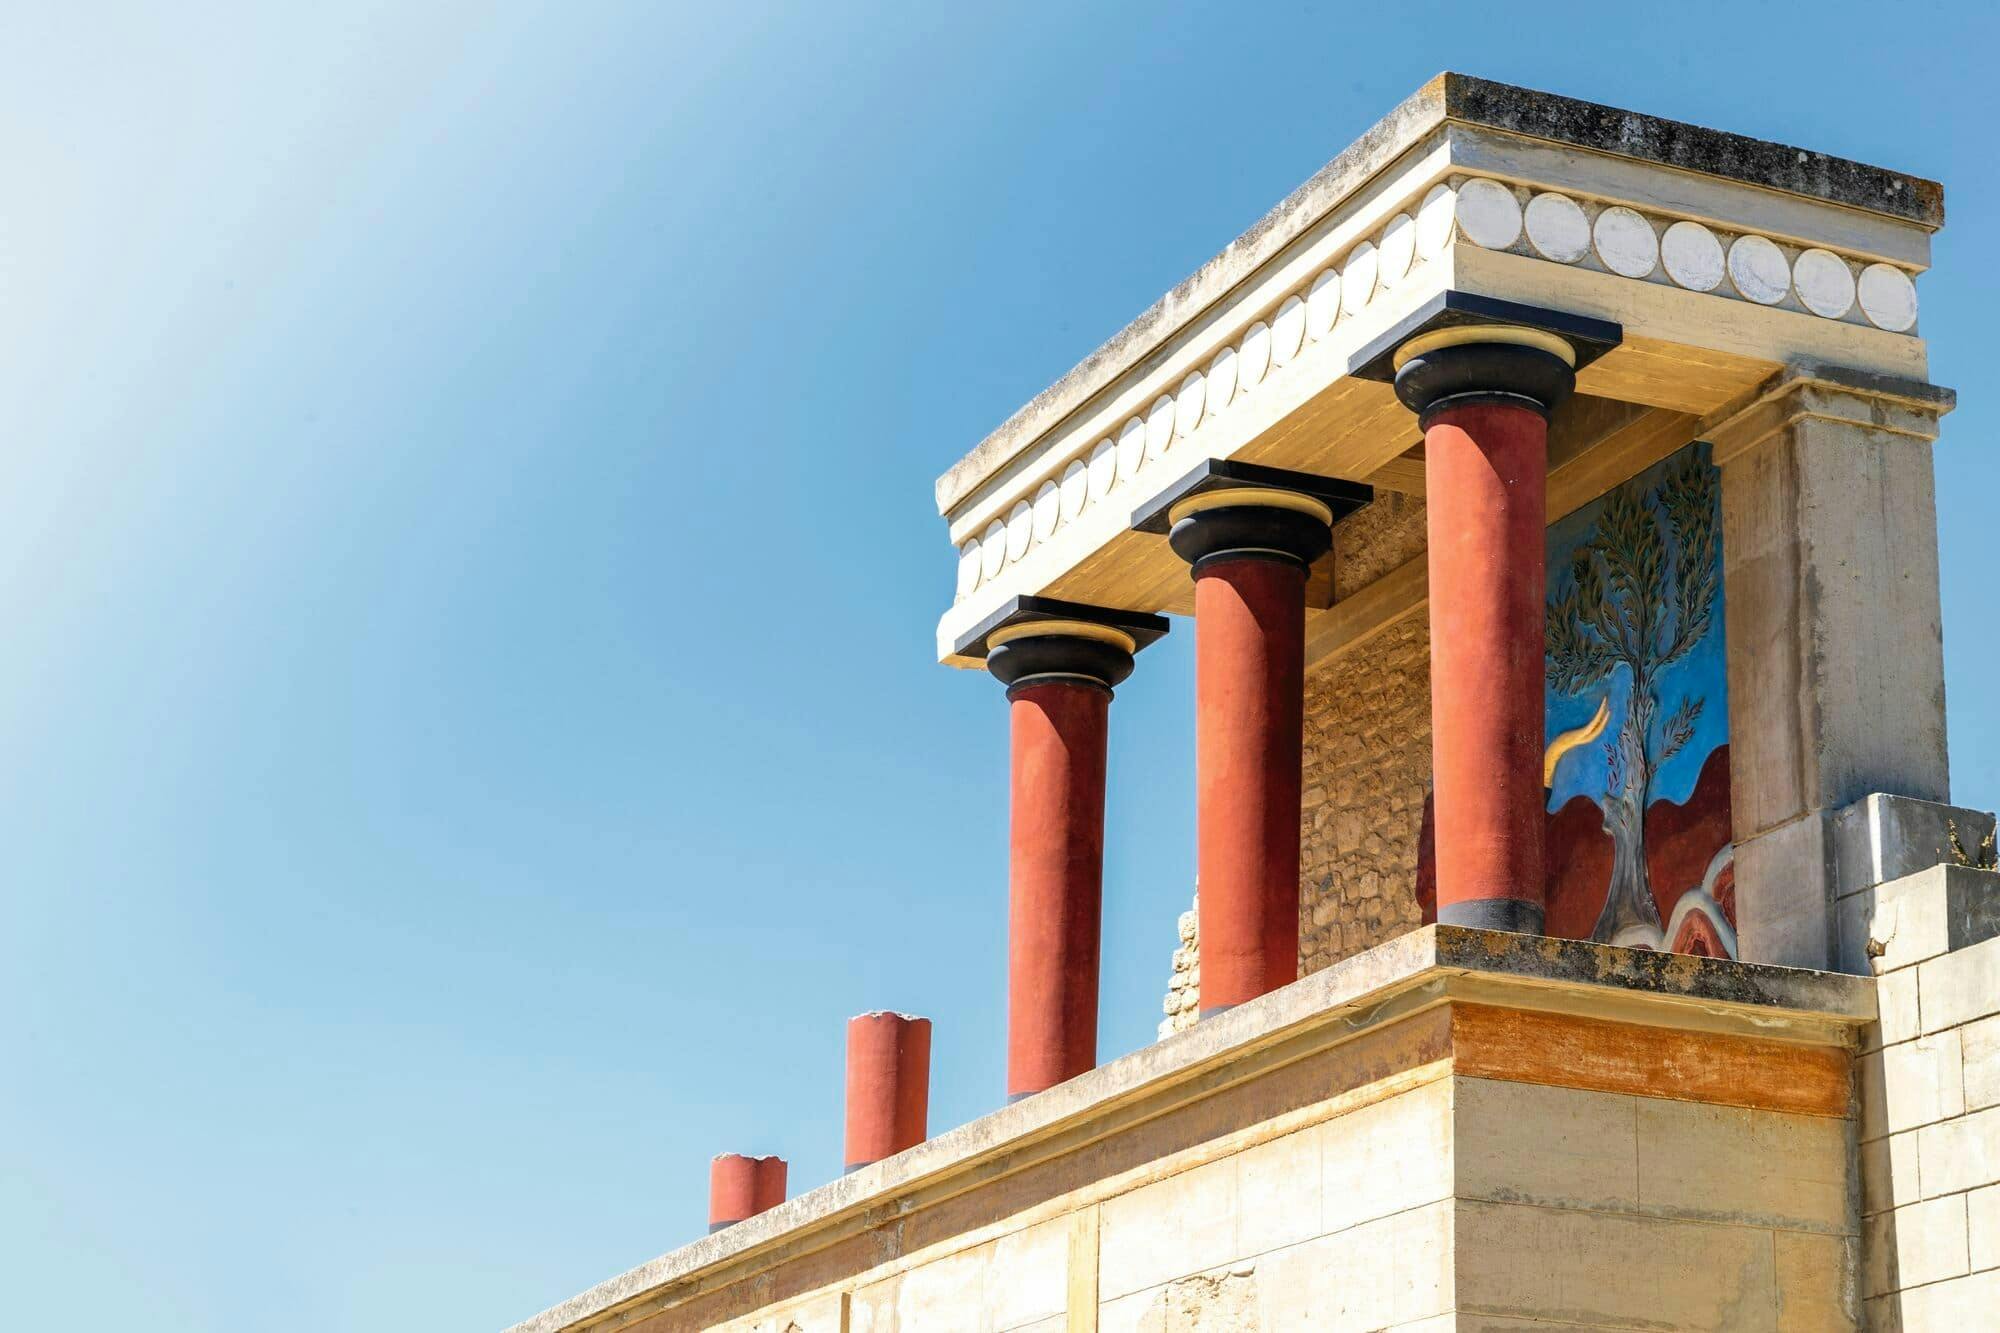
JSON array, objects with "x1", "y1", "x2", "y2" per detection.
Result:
[
  {"x1": 1793, "y1": 248, "x2": 1855, "y2": 319},
  {"x1": 1454, "y1": 178, "x2": 1522, "y2": 250},
  {"x1": 1005, "y1": 500, "x2": 1033, "y2": 563},
  {"x1": 1341, "y1": 241, "x2": 1378, "y2": 317},
  {"x1": 1206, "y1": 345, "x2": 1238, "y2": 411},
  {"x1": 1726, "y1": 234, "x2": 1790, "y2": 305},
  {"x1": 980, "y1": 519, "x2": 1007, "y2": 580},
  {"x1": 1145, "y1": 394, "x2": 1176, "y2": 462},
  {"x1": 1592, "y1": 206, "x2": 1658, "y2": 278},
  {"x1": 1032, "y1": 480, "x2": 1060, "y2": 542},
  {"x1": 1305, "y1": 269, "x2": 1340, "y2": 339},
  {"x1": 1059, "y1": 458, "x2": 1088, "y2": 523},
  {"x1": 956, "y1": 540, "x2": 981, "y2": 598},
  {"x1": 1416, "y1": 182, "x2": 1455, "y2": 257},
  {"x1": 1660, "y1": 221, "x2": 1724, "y2": 292},
  {"x1": 1270, "y1": 295, "x2": 1305, "y2": 367},
  {"x1": 1858, "y1": 262, "x2": 1918, "y2": 332},
  {"x1": 1089, "y1": 438, "x2": 1118, "y2": 503},
  {"x1": 1115, "y1": 418, "x2": 1145, "y2": 485},
  {"x1": 1524, "y1": 192, "x2": 1589, "y2": 263},
  {"x1": 1174, "y1": 371, "x2": 1207, "y2": 437},
  {"x1": 1377, "y1": 212, "x2": 1417, "y2": 286},
  {"x1": 1238, "y1": 320, "x2": 1272, "y2": 390}
]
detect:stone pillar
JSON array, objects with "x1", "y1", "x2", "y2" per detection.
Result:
[
  {"x1": 1708, "y1": 363, "x2": 1956, "y2": 969},
  {"x1": 1167, "y1": 490, "x2": 1333, "y2": 1014},
  {"x1": 708, "y1": 1153, "x2": 786, "y2": 1233},
  {"x1": 988, "y1": 619, "x2": 1135, "y2": 1099},
  {"x1": 843, "y1": 1011, "x2": 931, "y2": 1172},
  {"x1": 1393, "y1": 327, "x2": 1576, "y2": 933}
]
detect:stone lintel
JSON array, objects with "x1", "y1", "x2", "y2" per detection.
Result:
[{"x1": 506, "y1": 926, "x2": 1871, "y2": 1333}]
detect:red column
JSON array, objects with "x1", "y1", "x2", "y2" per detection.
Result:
[
  {"x1": 708, "y1": 1153, "x2": 786, "y2": 1233},
  {"x1": 844, "y1": 1011, "x2": 932, "y2": 1171},
  {"x1": 1193, "y1": 556, "x2": 1308, "y2": 1013},
  {"x1": 1423, "y1": 401, "x2": 1550, "y2": 930},
  {"x1": 1006, "y1": 680, "x2": 1108, "y2": 1098}
]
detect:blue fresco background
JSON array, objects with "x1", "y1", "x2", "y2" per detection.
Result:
[{"x1": 1545, "y1": 442, "x2": 1730, "y2": 813}]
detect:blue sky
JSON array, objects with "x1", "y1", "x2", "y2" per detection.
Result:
[{"x1": 4, "y1": 3, "x2": 1997, "y2": 1329}]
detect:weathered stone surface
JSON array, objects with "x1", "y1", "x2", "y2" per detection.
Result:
[
  {"x1": 1865, "y1": 1195, "x2": 1969, "y2": 1296},
  {"x1": 1838, "y1": 864, "x2": 2000, "y2": 978},
  {"x1": 1862, "y1": 1030, "x2": 1967, "y2": 1141},
  {"x1": 1456, "y1": 1199, "x2": 1780, "y2": 1328},
  {"x1": 1634, "y1": 1098, "x2": 1851, "y2": 1234},
  {"x1": 1455, "y1": 1078, "x2": 1637, "y2": 1214},
  {"x1": 1834, "y1": 794, "x2": 1998, "y2": 901}
]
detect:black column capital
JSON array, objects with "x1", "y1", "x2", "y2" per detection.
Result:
[
  {"x1": 1130, "y1": 459, "x2": 1370, "y2": 577},
  {"x1": 953, "y1": 595, "x2": 1169, "y2": 696},
  {"x1": 1392, "y1": 326, "x2": 1578, "y2": 425}
]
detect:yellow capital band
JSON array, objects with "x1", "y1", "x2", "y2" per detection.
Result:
[
  {"x1": 1391, "y1": 324, "x2": 1577, "y2": 372},
  {"x1": 1165, "y1": 487, "x2": 1334, "y2": 529},
  {"x1": 986, "y1": 619, "x2": 1138, "y2": 654}
]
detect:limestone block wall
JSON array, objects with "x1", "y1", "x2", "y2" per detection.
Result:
[{"x1": 1853, "y1": 863, "x2": 2000, "y2": 1326}]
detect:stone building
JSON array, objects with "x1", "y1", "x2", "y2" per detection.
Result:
[{"x1": 508, "y1": 75, "x2": 1997, "y2": 1331}]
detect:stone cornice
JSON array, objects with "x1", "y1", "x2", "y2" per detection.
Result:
[
  {"x1": 935, "y1": 72, "x2": 1942, "y2": 521},
  {"x1": 1704, "y1": 361, "x2": 1958, "y2": 468}
]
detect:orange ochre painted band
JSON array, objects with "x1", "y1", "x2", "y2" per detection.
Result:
[
  {"x1": 1423, "y1": 400, "x2": 1549, "y2": 922},
  {"x1": 1450, "y1": 1003, "x2": 1852, "y2": 1118}
]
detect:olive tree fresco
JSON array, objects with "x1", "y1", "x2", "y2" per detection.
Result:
[{"x1": 1542, "y1": 442, "x2": 1735, "y2": 955}]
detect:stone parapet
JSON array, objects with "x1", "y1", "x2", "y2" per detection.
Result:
[{"x1": 511, "y1": 928, "x2": 1871, "y2": 1333}]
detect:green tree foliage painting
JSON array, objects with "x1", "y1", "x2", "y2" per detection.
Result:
[{"x1": 1546, "y1": 449, "x2": 1722, "y2": 943}]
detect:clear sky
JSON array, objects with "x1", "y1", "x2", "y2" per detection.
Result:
[{"x1": 4, "y1": 4, "x2": 1996, "y2": 1329}]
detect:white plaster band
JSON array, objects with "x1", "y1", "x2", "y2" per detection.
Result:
[
  {"x1": 986, "y1": 620, "x2": 1138, "y2": 654},
  {"x1": 1391, "y1": 324, "x2": 1578, "y2": 371},
  {"x1": 1166, "y1": 487, "x2": 1335, "y2": 528}
]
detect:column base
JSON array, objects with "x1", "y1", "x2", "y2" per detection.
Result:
[{"x1": 1438, "y1": 899, "x2": 1546, "y2": 933}]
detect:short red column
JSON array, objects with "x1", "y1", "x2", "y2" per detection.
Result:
[
  {"x1": 844, "y1": 1011, "x2": 932, "y2": 1171},
  {"x1": 708, "y1": 1153, "x2": 786, "y2": 1233},
  {"x1": 1192, "y1": 554, "x2": 1310, "y2": 1013},
  {"x1": 982, "y1": 611, "x2": 1156, "y2": 1100},
  {"x1": 1005, "y1": 677, "x2": 1109, "y2": 1098},
  {"x1": 1394, "y1": 328, "x2": 1576, "y2": 933}
]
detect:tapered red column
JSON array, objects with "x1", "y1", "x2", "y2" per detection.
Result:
[
  {"x1": 1168, "y1": 491, "x2": 1332, "y2": 1015},
  {"x1": 1394, "y1": 327, "x2": 1576, "y2": 933},
  {"x1": 707, "y1": 1153, "x2": 786, "y2": 1233},
  {"x1": 843, "y1": 1011, "x2": 931, "y2": 1171},
  {"x1": 986, "y1": 618, "x2": 1138, "y2": 1100}
]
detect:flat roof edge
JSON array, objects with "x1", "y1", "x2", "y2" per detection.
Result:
[{"x1": 934, "y1": 72, "x2": 1943, "y2": 517}]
